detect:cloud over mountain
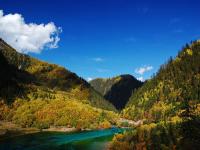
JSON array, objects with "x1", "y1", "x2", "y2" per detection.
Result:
[
  {"x1": 135, "y1": 65, "x2": 153, "y2": 75},
  {"x1": 0, "y1": 10, "x2": 61, "y2": 53}
]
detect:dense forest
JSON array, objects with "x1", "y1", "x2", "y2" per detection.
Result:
[
  {"x1": 110, "y1": 40, "x2": 200, "y2": 149},
  {"x1": 90, "y1": 75, "x2": 143, "y2": 109},
  {"x1": 0, "y1": 38, "x2": 118, "y2": 129},
  {"x1": 1, "y1": 37, "x2": 200, "y2": 149}
]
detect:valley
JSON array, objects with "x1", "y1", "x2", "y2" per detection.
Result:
[
  {"x1": 0, "y1": 38, "x2": 200, "y2": 150},
  {"x1": 1, "y1": 1, "x2": 200, "y2": 149}
]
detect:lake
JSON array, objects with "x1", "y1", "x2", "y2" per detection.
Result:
[{"x1": 0, "y1": 127, "x2": 125, "y2": 150}]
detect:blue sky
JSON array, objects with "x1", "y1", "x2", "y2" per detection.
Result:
[{"x1": 0, "y1": 0, "x2": 200, "y2": 81}]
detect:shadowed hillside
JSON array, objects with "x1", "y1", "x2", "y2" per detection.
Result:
[{"x1": 90, "y1": 75, "x2": 143, "y2": 109}]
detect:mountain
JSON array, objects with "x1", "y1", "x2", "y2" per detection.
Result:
[
  {"x1": 110, "y1": 41, "x2": 200, "y2": 149},
  {"x1": 0, "y1": 38, "x2": 117, "y2": 129},
  {"x1": 90, "y1": 75, "x2": 143, "y2": 109},
  {"x1": 123, "y1": 41, "x2": 200, "y2": 121}
]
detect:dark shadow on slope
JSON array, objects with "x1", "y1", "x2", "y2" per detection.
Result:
[
  {"x1": 0, "y1": 51, "x2": 35, "y2": 104},
  {"x1": 104, "y1": 75, "x2": 143, "y2": 110}
]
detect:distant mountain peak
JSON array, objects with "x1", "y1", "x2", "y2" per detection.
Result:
[{"x1": 90, "y1": 74, "x2": 143, "y2": 110}]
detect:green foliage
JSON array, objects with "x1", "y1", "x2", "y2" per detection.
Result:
[
  {"x1": 123, "y1": 41, "x2": 200, "y2": 122},
  {"x1": 118, "y1": 121, "x2": 129, "y2": 127},
  {"x1": 110, "y1": 122, "x2": 179, "y2": 150},
  {"x1": 111, "y1": 40, "x2": 200, "y2": 149},
  {"x1": 0, "y1": 38, "x2": 116, "y2": 112},
  {"x1": 0, "y1": 38, "x2": 118, "y2": 131},
  {"x1": 11, "y1": 99, "x2": 118, "y2": 129}
]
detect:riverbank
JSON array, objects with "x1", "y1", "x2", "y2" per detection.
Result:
[
  {"x1": 0, "y1": 126, "x2": 125, "y2": 150},
  {"x1": 42, "y1": 126, "x2": 80, "y2": 132},
  {"x1": 119, "y1": 118, "x2": 144, "y2": 127},
  {"x1": 0, "y1": 121, "x2": 112, "y2": 140},
  {"x1": 0, "y1": 121, "x2": 40, "y2": 141},
  {"x1": 0, "y1": 120, "x2": 131, "y2": 142},
  {"x1": 0, "y1": 121, "x2": 86, "y2": 140}
]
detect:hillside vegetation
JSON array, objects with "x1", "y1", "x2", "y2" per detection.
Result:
[
  {"x1": 0, "y1": 38, "x2": 117, "y2": 129},
  {"x1": 90, "y1": 75, "x2": 143, "y2": 109},
  {"x1": 110, "y1": 40, "x2": 200, "y2": 150}
]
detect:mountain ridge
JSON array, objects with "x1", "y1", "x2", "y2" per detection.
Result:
[
  {"x1": 110, "y1": 40, "x2": 200, "y2": 149},
  {"x1": 0, "y1": 38, "x2": 118, "y2": 129},
  {"x1": 0, "y1": 38, "x2": 116, "y2": 110},
  {"x1": 90, "y1": 74, "x2": 143, "y2": 109}
]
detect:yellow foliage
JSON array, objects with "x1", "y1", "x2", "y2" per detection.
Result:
[
  {"x1": 114, "y1": 133, "x2": 124, "y2": 141},
  {"x1": 110, "y1": 133, "x2": 133, "y2": 150},
  {"x1": 114, "y1": 76, "x2": 122, "y2": 83},
  {"x1": 99, "y1": 120, "x2": 111, "y2": 129},
  {"x1": 149, "y1": 101, "x2": 173, "y2": 121},
  {"x1": 8, "y1": 98, "x2": 118, "y2": 129},
  {"x1": 170, "y1": 116, "x2": 182, "y2": 123},
  {"x1": 140, "y1": 123, "x2": 157, "y2": 132},
  {"x1": 109, "y1": 141, "x2": 132, "y2": 150},
  {"x1": 186, "y1": 48, "x2": 193, "y2": 56},
  {"x1": 174, "y1": 57, "x2": 181, "y2": 63},
  {"x1": 0, "y1": 100, "x2": 10, "y2": 120}
]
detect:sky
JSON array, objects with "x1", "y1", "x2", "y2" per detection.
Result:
[{"x1": 0, "y1": 0, "x2": 200, "y2": 81}]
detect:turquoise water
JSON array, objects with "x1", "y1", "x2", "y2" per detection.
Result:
[{"x1": 0, "y1": 128, "x2": 125, "y2": 150}]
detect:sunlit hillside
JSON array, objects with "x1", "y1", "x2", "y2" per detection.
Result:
[
  {"x1": 0, "y1": 38, "x2": 117, "y2": 129},
  {"x1": 110, "y1": 41, "x2": 200, "y2": 150}
]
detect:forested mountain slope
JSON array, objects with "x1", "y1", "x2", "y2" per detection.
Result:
[
  {"x1": 90, "y1": 75, "x2": 143, "y2": 109},
  {"x1": 123, "y1": 41, "x2": 200, "y2": 121},
  {"x1": 0, "y1": 38, "x2": 117, "y2": 129},
  {"x1": 110, "y1": 40, "x2": 200, "y2": 150}
]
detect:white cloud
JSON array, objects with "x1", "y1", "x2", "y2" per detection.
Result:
[
  {"x1": 137, "y1": 76, "x2": 145, "y2": 82},
  {"x1": 135, "y1": 65, "x2": 153, "y2": 75},
  {"x1": 92, "y1": 57, "x2": 104, "y2": 62},
  {"x1": 86, "y1": 77, "x2": 93, "y2": 82},
  {"x1": 0, "y1": 10, "x2": 61, "y2": 53}
]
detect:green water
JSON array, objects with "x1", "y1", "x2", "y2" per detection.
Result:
[{"x1": 0, "y1": 128, "x2": 125, "y2": 150}]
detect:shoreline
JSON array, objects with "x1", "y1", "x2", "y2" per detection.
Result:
[
  {"x1": 0, "y1": 121, "x2": 40, "y2": 141},
  {"x1": 0, "y1": 121, "x2": 128, "y2": 141},
  {"x1": 0, "y1": 121, "x2": 108, "y2": 140},
  {"x1": 42, "y1": 126, "x2": 80, "y2": 132}
]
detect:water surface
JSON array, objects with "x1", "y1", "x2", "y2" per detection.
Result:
[{"x1": 0, "y1": 128, "x2": 125, "y2": 150}]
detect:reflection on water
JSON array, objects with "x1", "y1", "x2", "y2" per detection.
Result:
[{"x1": 0, "y1": 128, "x2": 125, "y2": 150}]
